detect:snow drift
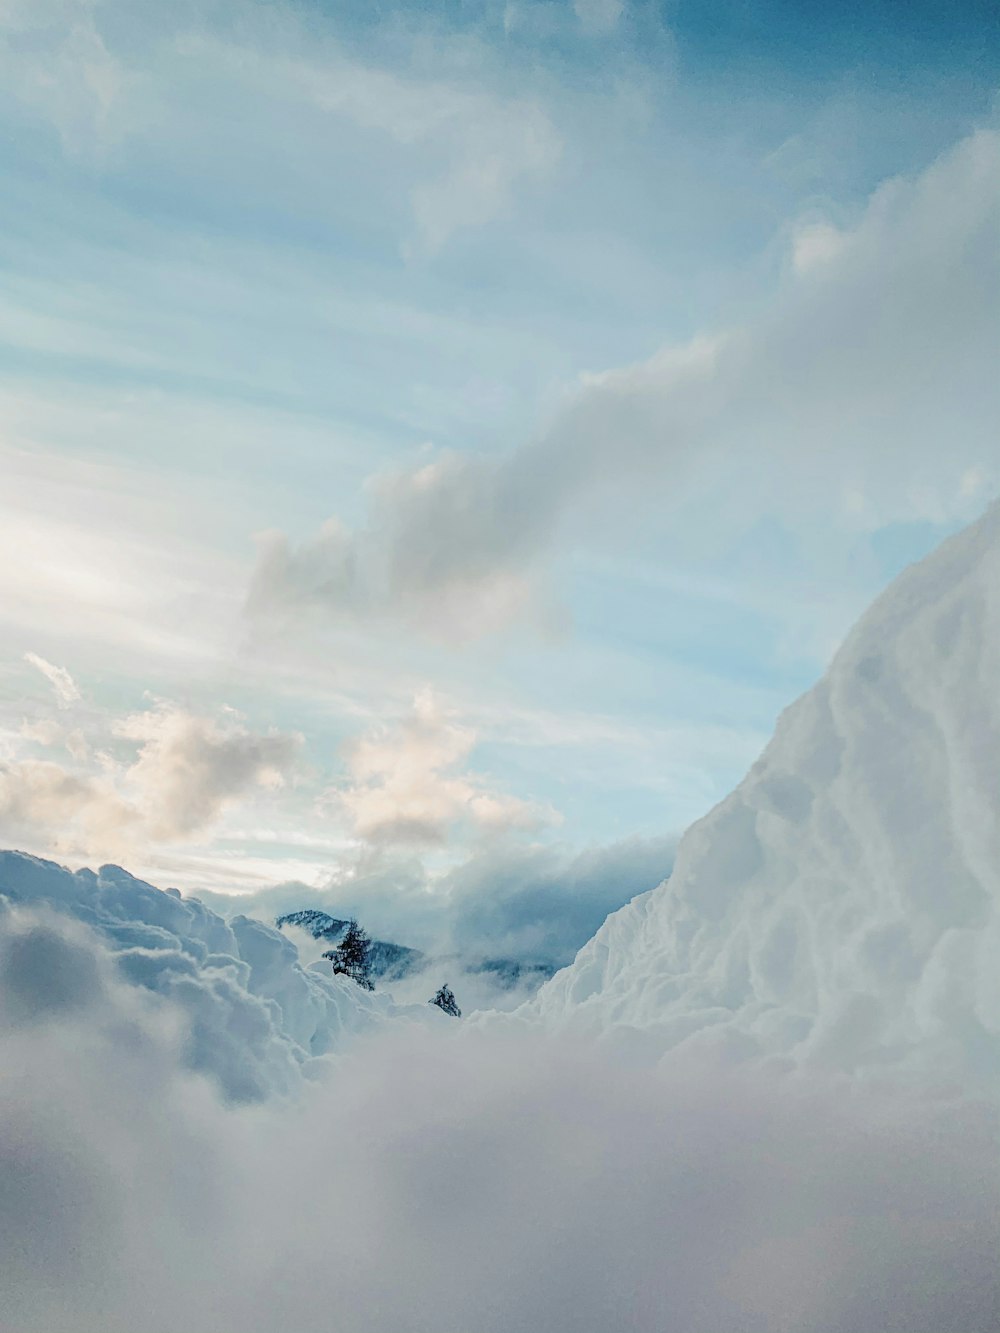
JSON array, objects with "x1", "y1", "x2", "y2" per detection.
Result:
[
  {"x1": 524, "y1": 502, "x2": 1000, "y2": 1084},
  {"x1": 0, "y1": 852, "x2": 422, "y2": 1100},
  {"x1": 2, "y1": 901, "x2": 998, "y2": 1333}
]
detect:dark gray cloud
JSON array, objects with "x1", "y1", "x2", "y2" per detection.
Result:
[{"x1": 442, "y1": 834, "x2": 674, "y2": 965}]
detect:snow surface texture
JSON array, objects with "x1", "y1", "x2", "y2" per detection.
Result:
[
  {"x1": 524, "y1": 502, "x2": 1000, "y2": 1084},
  {"x1": 0, "y1": 852, "x2": 425, "y2": 1101}
]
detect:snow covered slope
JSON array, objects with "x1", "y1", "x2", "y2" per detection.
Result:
[
  {"x1": 524, "y1": 503, "x2": 1000, "y2": 1083},
  {"x1": 0, "y1": 852, "x2": 421, "y2": 1100}
]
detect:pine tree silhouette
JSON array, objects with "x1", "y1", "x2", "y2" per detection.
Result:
[
  {"x1": 323, "y1": 919, "x2": 374, "y2": 991},
  {"x1": 429, "y1": 983, "x2": 461, "y2": 1017}
]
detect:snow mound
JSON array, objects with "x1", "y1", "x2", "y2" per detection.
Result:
[
  {"x1": 522, "y1": 503, "x2": 1000, "y2": 1083},
  {"x1": 0, "y1": 851, "x2": 422, "y2": 1100}
]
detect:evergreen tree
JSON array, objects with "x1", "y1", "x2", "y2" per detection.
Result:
[
  {"x1": 323, "y1": 919, "x2": 374, "y2": 991},
  {"x1": 429, "y1": 983, "x2": 461, "y2": 1017}
]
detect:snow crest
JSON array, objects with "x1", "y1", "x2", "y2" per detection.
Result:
[{"x1": 524, "y1": 504, "x2": 1000, "y2": 1082}]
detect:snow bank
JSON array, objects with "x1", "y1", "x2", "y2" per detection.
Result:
[
  {"x1": 523, "y1": 502, "x2": 1000, "y2": 1084},
  {"x1": 0, "y1": 851, "x2": 417, "y2": 1100},
  {"x1": 2, "y1": 909, "x2": 997, "y2": 1333}
]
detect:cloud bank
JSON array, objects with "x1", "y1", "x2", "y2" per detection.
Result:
[
  {"x1": 198, "y1": 833, "x2": 675, "y2": 980},
  {"x1": 249, "y1": 126, "x2": 1000, "y2": 637}
]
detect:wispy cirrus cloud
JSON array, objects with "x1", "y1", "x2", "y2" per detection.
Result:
[
  {"x1": 0, "y1": 0, "x2": 130, "y2": 160},
  {"x1": 23, "y1": 652, "x2": 80, "y2": 709},
  {"x1": 0, "y1": 0, "x2": 562, "y2": 255}
]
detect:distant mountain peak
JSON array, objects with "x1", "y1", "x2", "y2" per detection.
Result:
[
  {"x1": 275, "y1": 908, "x2": 349, "y2": 939},
  {"x1": 275, "y1": 909, "x2": 557, "y2": 994},
  {"x1": 275, "y1": 910, "x2": 424, "y2": 982}
]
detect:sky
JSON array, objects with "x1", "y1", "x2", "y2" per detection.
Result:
[{"x1": 0, "y1": 0, "x2": 997, "y2": 958}]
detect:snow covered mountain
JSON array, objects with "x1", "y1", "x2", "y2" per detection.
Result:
[
  {"x1": 522, "y1": 503, "x2": 1000, "y2": 1085},
  {"x1": 276, "y1": 908, "x2": 425, "y2": 980},
  {"x1": 276, "y1": 907, "x2": 556, "y2": 997}
]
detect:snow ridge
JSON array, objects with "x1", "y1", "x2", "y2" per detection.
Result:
[{"x1": 524, "y1": 503, "x2": 1000, "y2": 1083}]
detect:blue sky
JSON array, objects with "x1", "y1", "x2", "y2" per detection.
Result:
[{"x1": 0, "y1": 0, "x2": 997, "y2": 954}]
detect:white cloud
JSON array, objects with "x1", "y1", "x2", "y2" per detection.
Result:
[
  {"x1": 334, "y1": 689, "x2": 555, "y2": 846},
  {"x1": 116, "y1": 703, "x2": 302, "y2": 841},
  {"x1": 0, "y1": 758, "x2": 135, "y2": 853},
  {"x1": 19, "y1": 718, "x2": 89, "y2": 760},
  {"x1": 19, "y1": 718, "x2": 64, "y2": 747},
  {"x1": 247, "y1": 474, "x2": 552, "y2": 638},
  {"x1": 249, "y1": 126, "x2": 1000, "y2": 639},
  {"x1": 0, "y1": 703, "x2": 302, "y2": 860},
  {"x1": 175, "y1": 26, "x2": 563, "y2": 254},
  {"x1": 23, "y1": 651, "x2": 81, "y2": 708},
  {"x1": 65, "y1": 727, "x2": 88, "y2": 760}
]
